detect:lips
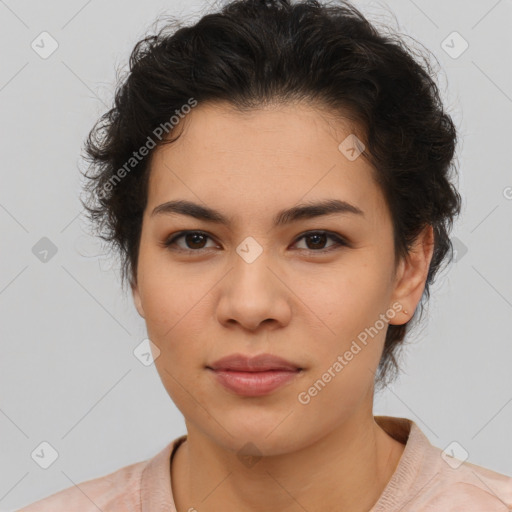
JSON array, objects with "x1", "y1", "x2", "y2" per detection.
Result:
[
  {"x1": 206, "y1": 353, "x2": 303, "y2": 396},
  {"x1": 207, "y1": 353, "x2": 302, "y2": 372}
]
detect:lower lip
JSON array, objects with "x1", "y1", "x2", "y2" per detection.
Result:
[{"x1": 209, "y1": 369, "x2": 300, "y2": 396}]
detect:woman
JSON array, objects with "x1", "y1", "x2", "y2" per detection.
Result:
[{"x1": 20, "y1": 0, "x2": 512, "y2": 510}]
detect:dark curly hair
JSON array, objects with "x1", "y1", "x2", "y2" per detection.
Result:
[{"x1": 81, "y1": 0, "x2": 462, "y2": 389}]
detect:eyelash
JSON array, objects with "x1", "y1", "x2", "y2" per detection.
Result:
[{"x1": 162, "y1": 230, "x2": 349, "y2": 254}]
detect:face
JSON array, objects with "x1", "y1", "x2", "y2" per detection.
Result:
[{"x1": 132, "y1": 101, "x2": 431, "y2": 455}]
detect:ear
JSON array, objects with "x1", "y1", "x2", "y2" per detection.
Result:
[
  {"x1": 131, "y1": 280, "x2": 145, "y2": 319},
  {"x1": 388, "y1": 224, "x2": 434, "y2": 325}
]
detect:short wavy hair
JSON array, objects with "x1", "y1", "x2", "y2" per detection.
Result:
[{"x1": 81, "y1": 0, "x2": 462, "y2": 389}]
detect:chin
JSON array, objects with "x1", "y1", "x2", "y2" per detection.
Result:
[{"x1": 204, "y1": 420, "x2": 316, "y2": 458}]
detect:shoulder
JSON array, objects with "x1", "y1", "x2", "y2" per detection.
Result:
[
  {"x1": 16, "y1": 458, "x2": 148, "y2": 511},
  {"x1": 417, "y1": 448, "x2": 512, "y2": 511},
  {"x1": 374, "y1": 416, "x2": 512, "y2": 512}
]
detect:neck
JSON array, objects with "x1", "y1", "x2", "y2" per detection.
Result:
[{"x1": 171, "y1": 410, "x2": 405, "y2": 512}]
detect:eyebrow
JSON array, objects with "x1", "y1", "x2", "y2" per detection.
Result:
[{"x1": 150, "y1": 198, "x2": 364, "y2": 226}]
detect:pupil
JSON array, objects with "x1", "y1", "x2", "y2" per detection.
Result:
[
  {"x1": 308, "y1": 233, "x2": 326, "y2": 249},
  {"x1": 187, "y1": 233, "x2": 206, "y2": 249}
]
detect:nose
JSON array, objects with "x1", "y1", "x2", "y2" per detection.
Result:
[{"x1": 215, "y1": 248, "x2": 292, "y2": 332}]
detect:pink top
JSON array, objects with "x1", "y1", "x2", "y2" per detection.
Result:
[{"x1": 18, "y1": 416, "x2": 512, "y2": 511}]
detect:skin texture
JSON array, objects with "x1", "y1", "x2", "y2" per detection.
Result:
[{"x1": 132, "y1": 101, "x2": 434, "y2": 512}]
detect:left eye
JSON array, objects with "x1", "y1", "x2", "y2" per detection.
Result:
[
  {"x1": 294, "y1": 231, "x2": 347, "y2": 252},
  {"x1": 163, "y1": 230, "x2": 347, "y2": 252}
]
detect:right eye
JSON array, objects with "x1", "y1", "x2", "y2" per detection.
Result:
[{"x1": 162, "y1": 230, "x2": 219, "y2": 252}]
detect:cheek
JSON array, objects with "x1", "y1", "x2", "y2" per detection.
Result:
[
  {"x1": 140, "y1": 274, "x2": 208, "y2": 365},
  {"x1": 301, "y1": 257, "x2": 389, "y2": 326},
  {"x1": 299, "y1": 260, "x2": 391, "y2": 372},
  {"x1": 151, "y1": 327, "x2": 206, "y2": 411},
  {"x1": 137, "y1": 261, "x2": 195, "y2": 339},
  {"x1": 144, "y1": 293, "x2": 202, "y2": 365}
]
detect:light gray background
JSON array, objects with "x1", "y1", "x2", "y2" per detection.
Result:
[{"x1": 1, "y1": 0, "x2": 511, "y2": 510}]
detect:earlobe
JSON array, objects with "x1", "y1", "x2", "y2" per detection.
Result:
[
  {"x1": 388, "y1": 225, "x2": 434, "y2": 325},
  {"x1": 131, "y1": 283, "x2": 145, "y2": 319}
]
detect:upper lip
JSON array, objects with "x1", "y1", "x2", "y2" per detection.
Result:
[{"x1": 207, "y1": 353, "x2": 302, "y2": 372}]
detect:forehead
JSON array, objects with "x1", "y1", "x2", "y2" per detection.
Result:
[{"x1": 146, "y1": 101, "x2": 389, "y2": 225}]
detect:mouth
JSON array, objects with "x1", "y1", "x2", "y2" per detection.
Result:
[{"x1": 206, "y1": 353, "x2": 304, "y2": 397}]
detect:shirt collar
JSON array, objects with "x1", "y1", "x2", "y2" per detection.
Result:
[{"x1": 140, "y1": 416, "x2": 430, "y2": 512}]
